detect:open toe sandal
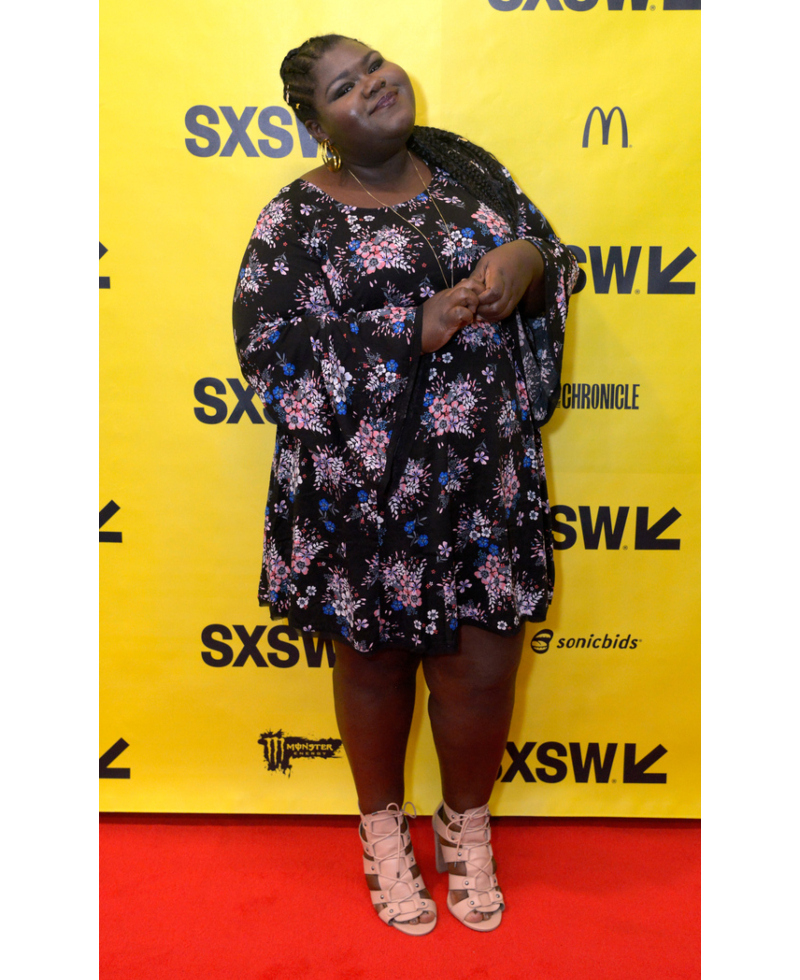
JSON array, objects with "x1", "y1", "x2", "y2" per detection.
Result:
[
  {"x1": 360, "y1": 802, "x2": 437, "y2": 936},
  {"x1": 433, "y1": 800, "x2": 505, "y2": 932}
]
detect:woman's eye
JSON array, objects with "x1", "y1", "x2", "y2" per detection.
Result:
[
  {"x1": 368, "y1": 59, "x2": 383, "y2": 73},
  {"x1": 335, "y1": 82, "x2": 354, "y2": 99}
]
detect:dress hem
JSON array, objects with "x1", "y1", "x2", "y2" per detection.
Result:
[{"x1": 256, "y1": 601, "x2": 551, "y2": 658}]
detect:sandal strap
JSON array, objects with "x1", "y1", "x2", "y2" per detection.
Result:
[
  {"x1": 361, "y1": 802, "x2": 434, "y2": 927},
  {"x1": 434, "y1": 802, "x2": 506, "y2": 914},
  {"x1": 449, "y1": 891, "x2": 504, "y2": 918},
  {"x1": 372, "y1": 892, "x2": 435, "y2": 925}
]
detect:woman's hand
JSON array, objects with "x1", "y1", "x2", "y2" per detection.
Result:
[
  {"x1": 420, "y1": 278, "x2": 483, "y2": 353},
  {"x1": 472, "y1": 240, "x2": 545, "y2": 322}
]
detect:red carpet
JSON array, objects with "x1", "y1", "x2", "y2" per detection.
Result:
[{"x1": 100, "y1": 814, "x2": 699, "y2": 979}]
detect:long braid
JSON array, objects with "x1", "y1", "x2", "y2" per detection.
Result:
[
  {"x1": 409, "y1": 126, "x2": 519, "y2": 229},
  {"x1": 280, "y1": 38, "x2": 520, "y2": 228}
]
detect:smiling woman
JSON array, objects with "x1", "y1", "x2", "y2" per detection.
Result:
[{"x1": 232, "y1": 32, "x2": 579, "y2": 937}]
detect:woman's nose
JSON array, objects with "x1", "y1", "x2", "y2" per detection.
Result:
[{"x1": 363, "y1": 75, "x2": 386, "y2": 97}]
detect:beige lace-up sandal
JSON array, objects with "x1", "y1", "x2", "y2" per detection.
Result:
[
  {"x1": 360, "y1": 802, "x2": 437, "y2": 936},
  {"x1": 433, "y1": 800, "x2": 505, "y2": 932}
]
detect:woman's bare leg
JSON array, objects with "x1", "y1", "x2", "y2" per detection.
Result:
[
  {"x1": 332, "y1": 641, "x2": 434, "y2": 925},
  {"x1": 422, "y1": 625, "x2": 523, "y2": 810},
  {"x1": 422, "y1": 625, "x2": 524, "y2": 922},
  {"x1": 332, "y1": 641, "x2": 422, "y2": 813}
]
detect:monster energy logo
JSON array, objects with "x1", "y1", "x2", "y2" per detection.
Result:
[{"x1": 258, "y1": 729, "x2": 344, "y2": 775}]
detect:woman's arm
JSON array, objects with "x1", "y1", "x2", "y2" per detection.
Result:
[
  {"x1": 465, "y1": 171, "x2": 580, "y2": 425},
  {"x1": 232, "y1": 190, "x2": 483, "y2": 486}
]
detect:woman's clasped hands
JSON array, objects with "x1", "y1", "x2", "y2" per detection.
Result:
[
  {"x1": 420, "y1": 278, "x2": 483, "y2": 354},
  {"x1": 420, "y1": 241, "x2": 545, "y2": 354}
]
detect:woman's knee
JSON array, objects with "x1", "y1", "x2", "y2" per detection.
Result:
[{"x1": 423, "y1": 627, "x2": 524, "y2": 701}]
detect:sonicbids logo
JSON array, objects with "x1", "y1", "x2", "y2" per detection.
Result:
[{"x1": 530, "y1": 629, "x2": 642, "y2": 652}]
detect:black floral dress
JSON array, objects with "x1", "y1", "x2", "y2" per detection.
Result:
[{"x1": 233, "y1": 159, "x2": 578, "y2": 655}]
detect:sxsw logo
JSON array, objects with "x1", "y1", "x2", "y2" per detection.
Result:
[
  {"x1": 194, "y1": 377, "x2": 267, "y2": 424},
  {"x1": 185, "y1": 105, "x2": 317, "y2": 158},
  {"x1": 488, "y1": 1, "x2": 699, "y2": 11},
  {"x1": 498, "y1": 740, "x2": 667, "y2": 784},
  {"x1": 100, "y1": 501, "x2": 122, "y2": 542},
  {"x1": 567, "y1": 245, "x2": 696, "y2": 294},
  {"x1": 202, "y1": 624, "x2": 336, "y2": 668},
  {"x1": 551, "y1": 505, "x2": 681, "y2": 550}
]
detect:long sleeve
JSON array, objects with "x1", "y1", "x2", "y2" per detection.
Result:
[
  {"x1": 505, "y1": 173, "x2": 579, "y2": 426},
  {"x1": 232, "y1": 185, "x2": 423, "y2": 492}
]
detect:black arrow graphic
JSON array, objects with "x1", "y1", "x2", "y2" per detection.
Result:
[
  {"x1": 99, "y1": 241, "x2": 110, "y2": 289},
  {"x1": 100, "y1": 501, "x2": 122, "y2": 543},
  {"x1": 635, "y1": 507, "x2": 681, "y2": 550},
  {"x1": 623, "y1": 743, "x2": 667, "y2": 784},
  {"x1": 99, "y1": 738, "x2": 130, "y2": 779},
  {"x1": 647, "y1": 246, "x2": 696, "y2": 294}
]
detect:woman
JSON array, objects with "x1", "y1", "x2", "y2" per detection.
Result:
[{"x1": 233, "y1": 34, "x2": 578, "y2": 935}]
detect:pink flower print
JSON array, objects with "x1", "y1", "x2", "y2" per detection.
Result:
[
  {"x1": 290, "y1": 525, "x2": 325, "y2": 577},
  {"x1": 381, "y1": 555, "x2": 424, "y2": 610},
  {"x1": 494, "y1": 456, "x2": 521, "y2": 512},
  {"x1": 236, "y1": 251, "x2": 268, "y2": 297},
  {"x1": 422, "y1": 377, "x2": 480, "y2": 437},
  {"x1": 474, "y1": 552, "x2": 513, "y2": 610},
  {"x1": 265, "y1": 540, "x2": 290, "y2": 596},
  {"x1": 388, "y1": 459, "x2": 430, "y2": 517},
  {"x1": 279, "y1": 377, "x2": 328, "y2": 433},
  {"x1": 325, "y1": 569, "x2": 363, "y2": 624},
  {"x1": 347, "y1": 418, "x2": 391, "y2": 472},
  {"x1": 351, "y1": 228, "x2": 412, "y2": 274},
  {"x1": 311, "y1": 448, "x2": 350, "y2": 494},
  {"x1": 275, "y1": 444, "x2": 303, "y2": 495},
  {"x1": 471, "y1": 204, "x2": 512, "y2": 240},
  {"x1": 497, "y1": 397, "x2": 521, "y2": 439},
  {"x1": 252, "y1": 199, "x2": 291, "y2": 245}
]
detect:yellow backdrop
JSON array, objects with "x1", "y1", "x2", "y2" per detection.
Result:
[{"x1": 100, "y1": 0, "x2": 700, "y2": 816}]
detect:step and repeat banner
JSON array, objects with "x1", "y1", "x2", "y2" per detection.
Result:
[{"x1": 100, "y1": 0, "x2": 700, "y2": 816}]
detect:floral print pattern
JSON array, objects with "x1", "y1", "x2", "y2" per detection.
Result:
[{"x1": 233, "y1": 160, "x2": 578, "y2": 654}]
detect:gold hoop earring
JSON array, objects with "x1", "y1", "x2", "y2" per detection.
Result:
[{"x1": 320, "y1": 139, "x2": 342, "y2": 173}]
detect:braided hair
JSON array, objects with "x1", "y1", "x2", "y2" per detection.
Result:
[
  {"x1": 280, "y1": 36, "x2": 519, "y2": 229},
  {"x1": 280, "y1": 34, "x2": 351, "y2": 125}
]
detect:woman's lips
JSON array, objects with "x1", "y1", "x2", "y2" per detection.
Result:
[{"x1": 372, "y1": 91, "x2": 397, "y2": 113}]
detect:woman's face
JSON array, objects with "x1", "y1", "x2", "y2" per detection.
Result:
[{"x1": 306, "y1": 40, "x2": 416, "y2": 163}]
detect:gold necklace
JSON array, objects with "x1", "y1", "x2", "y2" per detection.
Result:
[{"x1": 346, "y1": 154, "x2": 454, "y2": 290}]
